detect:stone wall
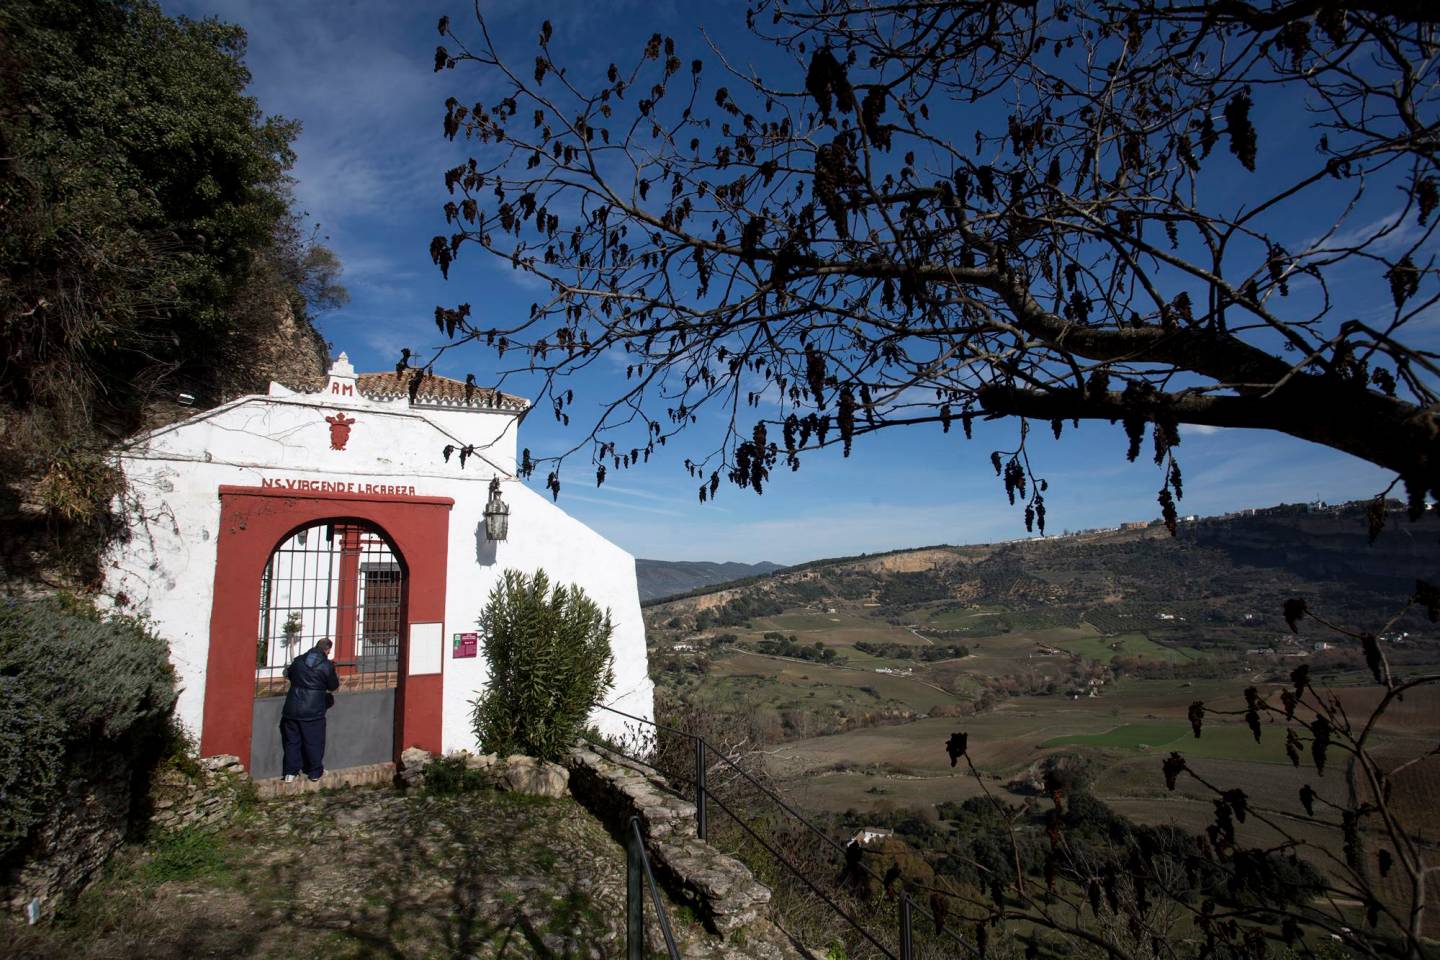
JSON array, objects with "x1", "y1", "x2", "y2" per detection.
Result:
[
  {"x1": 148, "y1": 755, "x2": 250, "y2": 833},
  {"x1": 564, "y1": 743, "x2": 773, "y2": 936},
  {"x1": 2, "y1": 753, "x2": 250, "y2": 923},
  {"x1": 1, "y1": 752, "x2": 132, "y2": 923},
  {"x1": 395, "y1": 748, "x2": 571, "y2": 799},
  {"x1": 254, "y1": 761, "x2": 394, "y2": 800},
  {"x1": 565, "y1": 745, "x2": 698, "y2": 841}
]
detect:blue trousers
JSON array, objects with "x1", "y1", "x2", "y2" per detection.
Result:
[{"x1": 280, "y1": 717, "x2": 326, "y2": 779}]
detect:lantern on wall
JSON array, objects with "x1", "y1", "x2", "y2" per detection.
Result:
[{"x1": 483, "y1": 477, "x2": 510, "y2": 541}]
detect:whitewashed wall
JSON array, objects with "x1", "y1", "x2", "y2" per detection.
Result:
[
  {"x1": 438, "y1": 480, "x2": 655, "y2": 753},
  {"x1": 104, "y1": 372, "x2": 654, "y2": 752}
]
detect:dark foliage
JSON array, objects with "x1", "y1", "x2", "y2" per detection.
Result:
[
  {"x1": 419, "y1": 755, "x2": 490, "y2": 795},
  {"x1": 756, "y1": 632, "x2": 838, "y2": 663},
  {"x1": 0, "y1": 0, "x2": 345, "y2": 572},
  {"x1": 0, "y1": 596, "x2": 178, "y2": 864},
  {"x1": 693, "y1": 592, "x2": 786, "y2": 629},
  {"x1": 876, "y1": 572, "x2": 950, "y2": 608},
  {"x1": 470, "y1": 569, "x2": 615, "y2": 762},
  {"x1": 854, "y1": 640, "x2": 969, "y2": 662}
]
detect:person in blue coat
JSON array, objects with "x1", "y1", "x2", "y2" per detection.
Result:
[{"x1": 280, "y1": 638, "x2": 340, "y2": 782}]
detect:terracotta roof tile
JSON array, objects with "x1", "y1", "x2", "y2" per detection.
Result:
[{"x1": 353, "y1": 372, "x2": 528, "y2": 411}]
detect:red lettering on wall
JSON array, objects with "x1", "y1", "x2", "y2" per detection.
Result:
[{"x1": 248, "y1": 476, "x2": 425, "y2": 499}]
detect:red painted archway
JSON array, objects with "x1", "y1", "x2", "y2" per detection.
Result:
[{"x1": 203, "y1": 485, "x2": 452, "y2": 770}]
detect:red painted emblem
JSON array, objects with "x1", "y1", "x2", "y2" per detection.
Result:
[{"x1": 324, "y1": 412, "x2": 356, "y2": 450}]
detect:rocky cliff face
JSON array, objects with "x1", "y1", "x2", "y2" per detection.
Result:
[
  {"x1": 1184, "y1": 503, "x2": 1433, "y2": 595},
  {"x1": 234, "y1": 294, "x2": 330, "y2": 395},
  {"x1": 137, "y1": 294, "x2": 330, "y2": 434},
  {"x1": 0, "y1": 291, "x2": 332, "y2": 588}
]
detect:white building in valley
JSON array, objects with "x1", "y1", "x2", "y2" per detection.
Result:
[
  {"x1": 853, "y1": 827, "x2": 894, "y2": 846},
  {"x1": 102, "y1": 353, "x2": 653, "y2": 778}
]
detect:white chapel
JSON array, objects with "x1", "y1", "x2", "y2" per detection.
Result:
[{"x1": 102, "y1": 353, "x2": 654, "y2": 777}]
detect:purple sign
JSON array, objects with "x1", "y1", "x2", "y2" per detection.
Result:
[{"x1": 452, "y1": 632, "x2": 478, "y2": 659}]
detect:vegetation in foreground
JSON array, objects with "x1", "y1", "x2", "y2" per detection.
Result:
[
  {"x1": 4, "y1": 786, "x2": 663, "y2": 960},
  {"x1": 0, "y1": 596, "x2": 178, "y2": 866}
]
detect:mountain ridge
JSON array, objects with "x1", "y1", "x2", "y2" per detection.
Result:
[
  {"x1": 640, "y1": 498, "x2": 1435, "y2": 630},
  {"x1": 634, "y1": 558, "x2": 785, "y2": 602}
]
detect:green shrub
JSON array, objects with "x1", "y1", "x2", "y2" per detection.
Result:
[
  {"x1": 0, "y1": 597, "x2": 178, "y2": 863},
  {"x1": 421, "y1": 756, "x2": 490, "y2": 796},
  {"x1": 470, "y1": 570, "x2": 615, "y2": 762},
  {"x1": 0, "y1": 679, "x2": 64, "y2": 859}
]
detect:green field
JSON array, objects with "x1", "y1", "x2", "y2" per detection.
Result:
[
  {"x1": 742, "y1": 609, "x2": 926, "y2": 649},
  {"x1": 784, "y1": 768, "x2": 988, "y2": 813},
  {"x1": 701, "y1": 651, "x2": 960, "y2": 714},
  {"x1": 923, "y1": 604, "x2": 1006, "y2": 629},
  {"x1": 1041, "y1": 722, "x2": 1190, "y2": 749},
  {"x1": 678, "y1": 598, "x2": 1440, "y2": 853},
  {"x1": 1040, "y1": 721, "x2": 1285, "y2": 763},
  {"x1": 767, "y1": 677, "x2": 1436, "y2": 788},
  {"x1": 830, "y1": 645, "x2": 916, "y2": 668},
  {"x1": 1058, "y1": 632, "x2": 1198, "y2": 663},
  {"x1": 754, "y1": 611, "x2": 852, "y2": 632}
]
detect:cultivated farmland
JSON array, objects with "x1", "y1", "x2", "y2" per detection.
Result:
[{"x1": 643, "y1": 501, "x2": 1440, "y2": 947}]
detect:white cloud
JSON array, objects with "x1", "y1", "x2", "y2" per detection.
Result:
[
  {"x1": 560, "y1": 492, "x2": 687, "y2": 518},
  {"x1": 1302, "y1": 207, "x2": 1428, "y2": 258}
]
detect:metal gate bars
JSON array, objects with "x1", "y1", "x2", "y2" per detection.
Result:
[{"x1": 255, "y1": 520, "x2": 404, "y2": 695}]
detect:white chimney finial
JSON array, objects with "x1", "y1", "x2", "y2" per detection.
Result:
[{"x1": 328, "y1": 352, "x2": 357, "y2": 379}]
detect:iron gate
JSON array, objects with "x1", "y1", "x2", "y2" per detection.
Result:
[
  {"x1": 255, "y1": 520, "x2": 404, "y2": 694},
  {"x1": 251, "y1": 520, "x2": 404, "y2": 778}
]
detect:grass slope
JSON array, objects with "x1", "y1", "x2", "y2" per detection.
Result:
[{"x1": 4, "y1": 786, "x2": 742, "y2": 960}]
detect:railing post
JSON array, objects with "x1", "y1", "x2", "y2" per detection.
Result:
[
  {"x1": 695, "y1": 738, "x2": 708, "y2": 841},
  {"x1": 627, "y1": 817, "x2": 644, "y2": 960},
  {"x1": 899, "y1": 890, "x2": 913, "y2": 960}
]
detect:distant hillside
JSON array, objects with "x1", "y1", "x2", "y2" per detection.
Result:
[
  {"x1": 635, "y1": 559, "x2": 785, "y2": 602},
  {"x1": 644, "y1": 499, "x2": 1440, "y2": 644}
]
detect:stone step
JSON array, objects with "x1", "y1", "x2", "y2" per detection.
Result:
[{"x1": 253, "y1": 762, "x2": 394, "y2": 799}]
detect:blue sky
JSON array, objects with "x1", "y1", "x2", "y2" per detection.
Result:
[{"x1": 166, "y1": 1, "x2": 1411, "y2": 564}]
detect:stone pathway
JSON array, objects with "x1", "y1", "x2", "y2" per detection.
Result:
[{"x1": 6, "y1": 783, "x2": 804, "y2": 960}]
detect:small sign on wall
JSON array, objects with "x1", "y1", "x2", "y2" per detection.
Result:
[
  {"x1": 452, "y1": 632, "x2": 478, "y2": 659},
  {"x1": 409, "y1": 622, "x2": 443, "y2": 676}
]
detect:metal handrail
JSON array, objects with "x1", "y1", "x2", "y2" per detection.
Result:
[
  {"x1": 595, "y1": 704, "x2": 897, "y2": 884},
  {"x1": 593, "y1": 702, "x2": 979, "y2": 959},
  {"x1": 701, "y1": 780, "x2": 900, "y2": 959},
  {"x1": 627, "y1": 816, "x2": 681, "y2": 960}
]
